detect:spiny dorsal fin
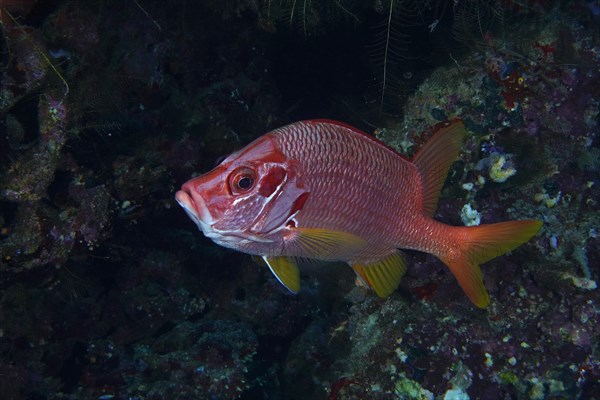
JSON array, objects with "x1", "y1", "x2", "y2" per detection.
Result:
[
  {"x1": 412, "y1": 120, "x2": 465, "y2": 217},
  {"x1": 262, "y1": 256, "x2": 301, "y2": 293},
  {"x1": 350, "y1": 251, "x2": 408, "y2": 298}
]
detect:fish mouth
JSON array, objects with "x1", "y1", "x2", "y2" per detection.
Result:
[{"x1": 175, "y1": 188, "x2": 214, "y2": 234}]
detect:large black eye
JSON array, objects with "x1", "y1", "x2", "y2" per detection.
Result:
[
  {"x1": 228, "y1": 167, "x2": 257, "y2": 195},
  {"x1": 237, "y1": 176, "x2": 254, "y2": 190}
]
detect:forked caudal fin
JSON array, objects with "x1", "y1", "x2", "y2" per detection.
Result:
[{"x1": 441, "y1": 220, "x2": 543, "y2": 308}]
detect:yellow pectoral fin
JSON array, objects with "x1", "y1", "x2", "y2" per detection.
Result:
[
  {"x1": 262, "y1": 256, "x2": 301, "y2": 293},
  {"x1": 291, "y1": 228, "x2": 367, "y2": 260},
  {"x1": 350, "y1": 251, "x2": 408, "y2": 298}
]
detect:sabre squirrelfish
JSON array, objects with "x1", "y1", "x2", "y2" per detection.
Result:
[{"x1": 175, "y1": 119, "x2": 542, "y2": 308}]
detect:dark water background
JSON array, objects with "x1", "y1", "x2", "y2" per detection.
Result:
[{"x1": 1, "y1": 1, "x2": 598, "y2": 399}]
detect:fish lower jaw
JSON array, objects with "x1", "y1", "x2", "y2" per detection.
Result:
[
  {"x1": 179, "y1": 205, "x2": 212, "y2": 234},
  {"x1": 175, "y1": 190, "x2": 215, "y2": 232}
]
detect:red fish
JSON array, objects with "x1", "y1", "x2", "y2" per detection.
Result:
[{"x1": 175, "y1": 120, "x2": 541, "y2": 307}]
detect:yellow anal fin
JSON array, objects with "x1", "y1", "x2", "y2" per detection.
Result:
[
  {"x1": 350, "y1": 251, "x2": 408, "y2": 298},
  {"x1": 291, "y1": 228, "x2": 367, "y2": 260},
  {"x1": 262, "y1": 256, "x2": 301, "y2": 293}
]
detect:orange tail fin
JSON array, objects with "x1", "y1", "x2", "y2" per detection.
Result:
[{"x1": 440, "y1": 220, "x2": 542, "y2": 308}]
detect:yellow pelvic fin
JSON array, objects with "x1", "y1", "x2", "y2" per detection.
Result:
[
  {"x1": 350, "y1": 251, "x2": 408, "y2": 298},
  {"x1": 291, "y1": 227, "x2": 367, "y2": 260},
  {"x1": 262, "y1": 256, "x2": 301, "y2": 293},
  {"x1": 412, "y1": 120, "x2": 465, "y2": 217},
  {"x1": 442, "y1": 219, "x2": 543, "y2": 308}
]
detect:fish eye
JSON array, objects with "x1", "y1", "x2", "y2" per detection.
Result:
[
  {"x1": 237, "y1": 176, "x2": 253, "y2": 189},
  {"x1": 228, "y1": 167, "x2": 256, "y2": 195}
]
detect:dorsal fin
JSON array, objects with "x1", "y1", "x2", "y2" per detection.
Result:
[{"x1": 412, "y1": 120, "x2": 465, "y2": 217}]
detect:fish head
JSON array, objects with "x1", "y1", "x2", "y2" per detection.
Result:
[{"x1": 175, "y1": 134, "x2": 309, "y2": 252}]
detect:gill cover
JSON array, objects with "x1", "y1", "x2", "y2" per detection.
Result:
[
  {"x1": 207, "y1": 134, "x2": 310, "y2": 238},
  {"x1": 248, "y1": 163, "x2": 310, "y2": 235}
]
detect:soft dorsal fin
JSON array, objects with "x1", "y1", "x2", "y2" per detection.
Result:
[
  {"x1": 262, "y1": 256, "x2": 301, "y2": 293},
  {"x1": 350, "y1": 251, "x2": 408, "y2": 298},
  {"x1": 412, "y1": 120, "x2": 465, "y2": 216}
]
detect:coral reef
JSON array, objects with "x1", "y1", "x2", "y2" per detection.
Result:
[{"x1": 0, "y1": 1, "x2": 598, "y2": 399}]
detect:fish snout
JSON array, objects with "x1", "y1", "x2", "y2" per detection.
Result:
[{"x1": 175, "y1": 182, "x2": 215, "y2": 229}]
